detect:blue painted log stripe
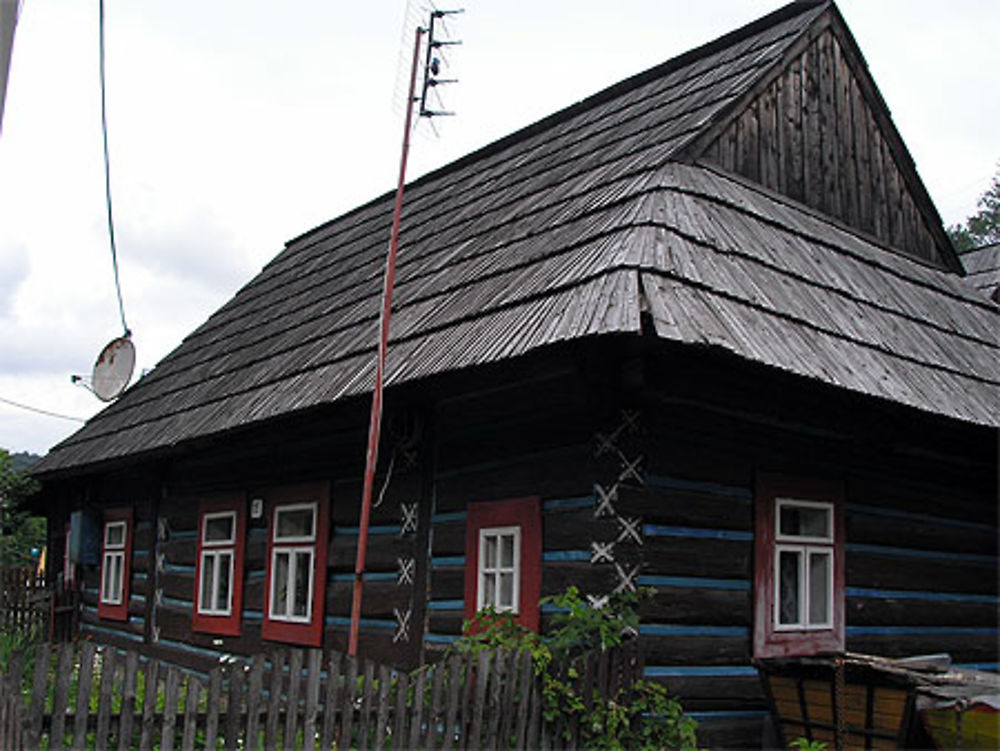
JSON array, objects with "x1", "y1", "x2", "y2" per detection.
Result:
[
  {"x1": 847, "y1": 626, "x2": 999, "y2": 636},
  {"x1": 432, "y1": 556, "x2": 466, "y2": 567},
  {"x1": 645, "y1": 474, "x2": 753, "y2": 500},
  {"x1": 645, "y1": 665, "x2": 758, "y2": 677},
  {"x1": 846, "y1": 543, "x2": 996, "y2": 565},
  {"x1": 336, "y1": 524, "x2": 402, "y2": 536},
  {"x1": 329, "y1": 572, "x2": 396, "y2": 582},
  {"x1": 161, "y1": 595, "x2": 192, "y2": 609},
  {"x1": 639, "y1": 575, "x2": 750, "y2": 591},
  {"x1": 956, "y1": 662, "x2": 999, "y2": 671},
  {"x1": 169, "y1": 530, "x2": 197, "y2": 540},
  {"x1": 249, "y1": 528, "x2": 268, "y2": 539},
  {"x1": 543, "y1": 496, "x2": 594, "y2": 511},
  {"x1": 325, "y1": 616, "x2": 396, "y2": 631},
  {"x1": 428, "y1": 600, "x2": 464, "y2": 611},
  {"x1": 640, "y1": 624, "x2": 748, "y2": 637},
  {"x1": 847, "y1": 587, "x2": 999, "y2": 604},
  {"x1": 244, "y1": 609, "x2": 263, "y2": 621},
  {"x1": 543, "y1": 550, "x2": 591, "y2": 562},
  {"x1": 431, "y1": 511, "x2": 467, "y2": 524},
  {"x1": 643, "y1": 524, "x2": 753, "y2": 542},
  {"x1": 687, "y1": 710, "x2": 767, "y2": 722},
  {"x1": 425, "y1": 633, "x2": 459, "y2": 645},
  {"x1": 847, "y1": 503, "x2": 995, "y2": 532},
  {"x1": 247, "y1": 569, "x2": 266, "y2": 579},
  {"x1": 157, "y1": 636, "x2": 236, "y2": 665},
  {"x1": 163, "y1": 562, "x2": 196, "y2": 574}
]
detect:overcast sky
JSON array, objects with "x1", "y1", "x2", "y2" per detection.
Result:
[{"x1": 1, "y1": 0, "x2": 997, "y2": 456}]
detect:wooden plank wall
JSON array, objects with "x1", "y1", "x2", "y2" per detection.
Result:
[
  {"x1": 700, "y1": 28, "x2": 946, "y2": 268},
  {"x1": 637, "y1": 348, "x2": 998, "y2": 748}
]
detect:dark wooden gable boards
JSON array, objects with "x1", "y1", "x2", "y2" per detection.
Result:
[{"x1": 685, "y1": 4, "x2": 960, "y2": 272}]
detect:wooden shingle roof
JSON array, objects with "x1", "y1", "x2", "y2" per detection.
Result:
[
  {"x1": 35, "y1": 1, "x2": 999, "y2": 474},
  {"x1": 960, "y1": 244, "x2": 1000, "y2": 303}
]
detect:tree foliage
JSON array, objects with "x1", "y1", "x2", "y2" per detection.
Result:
[
  {"x1": 947, "y1": 166, "x2": 1000, "y2": 252},
  {"x1": 0, "y1": 448, "x2": 45, "y2": 568}
]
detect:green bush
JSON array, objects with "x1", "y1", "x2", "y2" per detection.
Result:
[{"x1": 452, "y1": 586, "x2": 699, "y2": 750}]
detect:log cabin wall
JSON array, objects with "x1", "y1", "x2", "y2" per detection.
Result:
[
  {"x1": 697, "y1": 25, "x2": 950, "y2": 269},
  {"x1": 632, "y1": 345, "x2": 998, "y2": 748}
]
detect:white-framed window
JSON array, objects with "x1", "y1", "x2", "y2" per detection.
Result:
[
  {"x1": 477, "y1": 525, "x2": 521, "y2": 613},
  {"x1": 100, "y1": 520, "x2": 127, "y2": 605},
  {"x1": 773, "y1": 499, "x2": 834, "y2": 630},
  {"x1": 198, "y1": 511, "x2": 236, "y2": 616},
  {"x1": 269, "y1": 503, "x2": 317, "y2": 623}
]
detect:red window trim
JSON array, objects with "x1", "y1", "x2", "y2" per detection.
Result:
[
  {"x1": 192, "y1": 493, "x2": 247, "y2": 636},
  {"x1": 98, "y1": 507, "x2": 133, "y2": 622},
  {"x1": 464, "y1": 497, "x2": 542, "y2": 633},
  {"x1": 262, "y1": 483, "x2": 329, "y2": 647},
  {"x1": 754, "y1": 473, "x2": 844, "y2": 659}
]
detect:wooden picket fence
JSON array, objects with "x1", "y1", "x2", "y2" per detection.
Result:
[
  {"x1": 0, "y1": 639, "x2": 643, "y2": 750},
  {"x1": 0, "y1": 567, "x2": 47, "y2": 641}
]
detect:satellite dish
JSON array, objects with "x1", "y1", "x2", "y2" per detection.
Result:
[{"x1": 91, "y1": 335, "x2": 135, "y2": 402}]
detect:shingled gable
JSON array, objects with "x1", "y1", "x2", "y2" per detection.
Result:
[{"x1": 33, "y1": 0, "x2": 999, "y2": 475}]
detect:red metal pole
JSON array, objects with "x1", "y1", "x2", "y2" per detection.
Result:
[{"x1": 348, "y1": 24, "x2": 424, "y2": 658}]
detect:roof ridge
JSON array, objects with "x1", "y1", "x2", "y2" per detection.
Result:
[{"x1": 283, "y1": 1, "x2": 829, "y2": 249}]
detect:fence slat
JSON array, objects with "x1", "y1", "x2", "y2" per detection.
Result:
[
  {"x1": 71, "y1": 641, "x2": 96, "y2": 751},
  {"x1": 513, "y1": 650, "x2": 533, "y2": 750},
  {"x1": 95, "y1": 646, "x2": 117, "y2": 751},
  {"x1": 245, "y1": 654, "x2": 266, "y2": 748},
  {"x1": 485, "y1": 651, "x2": 506, "y2": 751},
  {"x1": 320, "y1": 651, "x2": 342, "y2": 751},
  {"x1": 138, "y1": 659, "x2": 160, "y2": 751},
  {"x1": 427, "y1": 659, "x2": 446, "y2": 751},
  {"x1": 204, "y1": 667, "x2": 223, "y2": 751},
  {"x1": 468, "y1": 650, "x2": 490, "y2": 751},
  {"x1": 181, "y1": 675, "x2": 201, "y2": 751},
  {"x1": 160, "y1": 665, "x2": 181, "y2": 751},
  {"x1": 286, "y1": 649, "x2": 304, "y2": 749},
  {"x1": 265, "y1": 650, "x2": 285, "y2": 751},
  {"x1": 407, "y1": 665, "x2": 427, "y2": 750},
  {"x1": 339, "y1": 655, "x2": 357, "y2": 751},
  {"x1": 442, "y1": 655, "x2": 461, "y2": 751},
  {"x1": 27, "y1": 641, "x2": 51, "y2": 748},
  {"x1": 303, "y1": 649, "x2": 322, "y2": 750},
  {"x1": 372, "y1": 664, "x2": 391, "y2": 751},
  {"x1": 50, "y1": 642, "x2": 76, "y2": 750},
  {"x1": 117, "y1": 650, "x2": 139, "y2": 751},
  {"x1": 224, "y1": 663, "x2": 245, "y2": 751},
  {"x1": 392, "y1": 668, "x2": 409, "y2": 747},
  {"x1": 358, "y1": 659, "x2": 375, "y2": 751}
]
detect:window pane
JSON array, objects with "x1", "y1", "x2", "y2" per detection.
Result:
[
  {"x1": 778, "y1": 549, "x2": 801, "y2": 625},
  {"x1": 293, "y1": 551, "x2": 312, "y2": 617},
  {"x1": 102, "y1": 555, "x2": 113, "y2": 601},
  {"x1": 272, "y1": 552, "x2": 290, "y2": 617},
  {"x1": 204, "y1": 514, "x2": 234, "y2": 543},
  {"x1": 809, "y1": 551, "x2": 831, "y2": 625},
  {"x1": 276, "y1": 507, "x2": 314, "y2": 540},
  {"x1": 499, "y1": 572, "x2": 514, "y2": 608},
  {"x1": 484, "y1": 535, "x2": 497, "y2": 569},
  {"x1": 482, "y1": 572, "x2": 496, "y2": 608},
  {"x1": 200, "y1": 554, "x2": 215, "y2": 611},
  {"x1": 216, "y1": 553, "x2": 232, "y2": 612},
  {"x1": 500, "y1": 534, "x2": 515, "y2": 568},
  {"x1": 779, "y1": 504, "x2": 830, "y2": 539},
  {"x1": 105, "y1": 522, "x2": 125, "y2": 547}
]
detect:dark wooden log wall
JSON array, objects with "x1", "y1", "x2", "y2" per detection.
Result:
[
  {"x1": 699, "y1": 28, "x2": 948, "y2": 269},
  {"x1": 635, "y1": 345, "x2": 997, "y2": 748}
]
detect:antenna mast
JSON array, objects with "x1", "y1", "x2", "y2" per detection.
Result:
[{"x1": 349, "y1": 7, "x2": 462, "y2": 658}]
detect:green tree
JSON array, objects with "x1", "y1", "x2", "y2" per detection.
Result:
[
  {"x1": 0, "y1": 448, "x2": 45, "y2": 568},
  {"x1": 947, "y1": 166, "x2": 1000, "y2": 252}
]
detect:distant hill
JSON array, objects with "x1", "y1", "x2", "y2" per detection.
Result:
[{"x1": 10, "y1": 452, "x2": 41, "y2": 473}]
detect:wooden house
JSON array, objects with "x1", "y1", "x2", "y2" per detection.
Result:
[{"x1": 30, "y1": 2, "x2": 998, "y2": 747}]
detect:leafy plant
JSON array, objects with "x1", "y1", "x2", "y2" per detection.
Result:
[
  {"x1": 790, "y1": 738, "x2": 828, "y2": 751},
  {"x1": 451, "y1": 586, "x2": 699, "y2": 750}
]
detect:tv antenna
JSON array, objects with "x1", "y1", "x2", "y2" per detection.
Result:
[{"x1": 349, "y1": 6, "x2": 463, "y2": 658}]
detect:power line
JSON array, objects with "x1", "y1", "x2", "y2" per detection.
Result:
[
  {"x1": 0, "y1": 396, "x2": 86, "y2": 423},
  {"x1": 99, "y1": 0, "x2": 129, "y2": 337}
]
